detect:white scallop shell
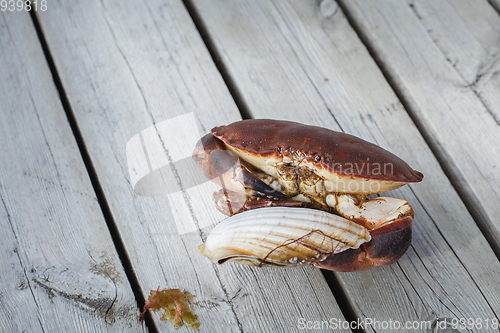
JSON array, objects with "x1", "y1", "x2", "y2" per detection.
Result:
[{"x1": 197, "y1": 207, "x2": 371, "y2": 267}]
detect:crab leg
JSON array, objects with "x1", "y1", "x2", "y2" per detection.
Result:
[
  {"x1": 193, "y1": 133, "x2": 287, "y2": 199},
  {"x1": 213, "y1": 189, "x2": 324, "y2": 216}
]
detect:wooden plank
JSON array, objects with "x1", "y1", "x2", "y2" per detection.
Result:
[
  {"x1": 36, "y1": 0, "x2": 351, "y2": 332},
  {"x1": 0, "y1": 11, "x2": 145, "y2": 332},
  {"x1": 190, "y1": 0, "x2": 500, "y2": 330},
  {"x1": 338, "y1": 0, "x2": 500, "y2": 254}
]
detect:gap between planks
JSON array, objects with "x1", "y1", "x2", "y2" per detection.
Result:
[
  {"x1": 489, "y1": 0, "x2": 500, "y2": 14},
  {"x1": 182, "y1": 0, "x2": 253, "y2": 120},
  {"x1": 29, "y1": 9, "x2": 159, "y2": 333}
]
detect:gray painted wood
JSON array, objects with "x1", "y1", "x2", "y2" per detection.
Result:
[
  {"x1": 339, "y1": 0, "x2": 500, "y2": 255},
  {"x1": 36, "y1": 0, "x2": 350, "y2": 331},
  {"x1": 190, "y1": 0, "x2": 500, "y2": 331},
  {"x1": 0, "y1": 11, "x2": 145, "y2": 332}
]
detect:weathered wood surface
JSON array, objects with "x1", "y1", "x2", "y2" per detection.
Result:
[
  {"x1": 190, "y1": 0, "x2": 500, "y2": 330},
  {"x1": 339, "y1": 0, "x2": 500, "y2": 256},
  {"x1": 0, "y1": 11, "x2": 144, "y2": 332},
  {"x1": 3, "y1": 0, "x2": 500, "y2": 332},
  {"x1": 36, "y1": 0, "x2": 350, "y2": 332}
]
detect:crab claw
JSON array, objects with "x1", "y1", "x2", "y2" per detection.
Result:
[
  {"x1": 314, "y1": 215, "x2": 413, "y2": 271},
  {"x1": 193, "y1": 133, "x2": 287, "y2": 200}
]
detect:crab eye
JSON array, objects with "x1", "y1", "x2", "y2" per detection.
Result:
[
  {"x1": 314, "y1": 155, "x2": 322, "y2": 162},
  {"x1": 276, "y1": 146, "x2": 283, "y2": 155}
]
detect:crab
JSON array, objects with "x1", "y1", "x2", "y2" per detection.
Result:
[{"x1": 193, "y1": 119, "x2": 423, "y2": 271}]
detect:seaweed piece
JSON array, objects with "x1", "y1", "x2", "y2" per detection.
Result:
[{"x1": 139, "y1": 287, "x2": 199, "y2": 331}]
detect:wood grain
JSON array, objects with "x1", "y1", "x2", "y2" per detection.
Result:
[
  {"x1": 0, "y1": 11, "x2": 145, "y2": 332},
  {"x1": 339, "y1": 0, "x2": 500, "y2": 255},
  {"x1": 190, "y1": 0, "x2": 500, "y2": 330},
  {"x1": 36, "y1": 0, "x2": 351, "y2": 331}
]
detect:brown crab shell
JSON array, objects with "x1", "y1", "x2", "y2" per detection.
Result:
[{"x1": 211, "y1": 119, "x2": 423, "y2": 195}]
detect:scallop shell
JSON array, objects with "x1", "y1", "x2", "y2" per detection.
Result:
[{"x1": 197, "y1": 207, "x2": 371, "y2": 267}]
